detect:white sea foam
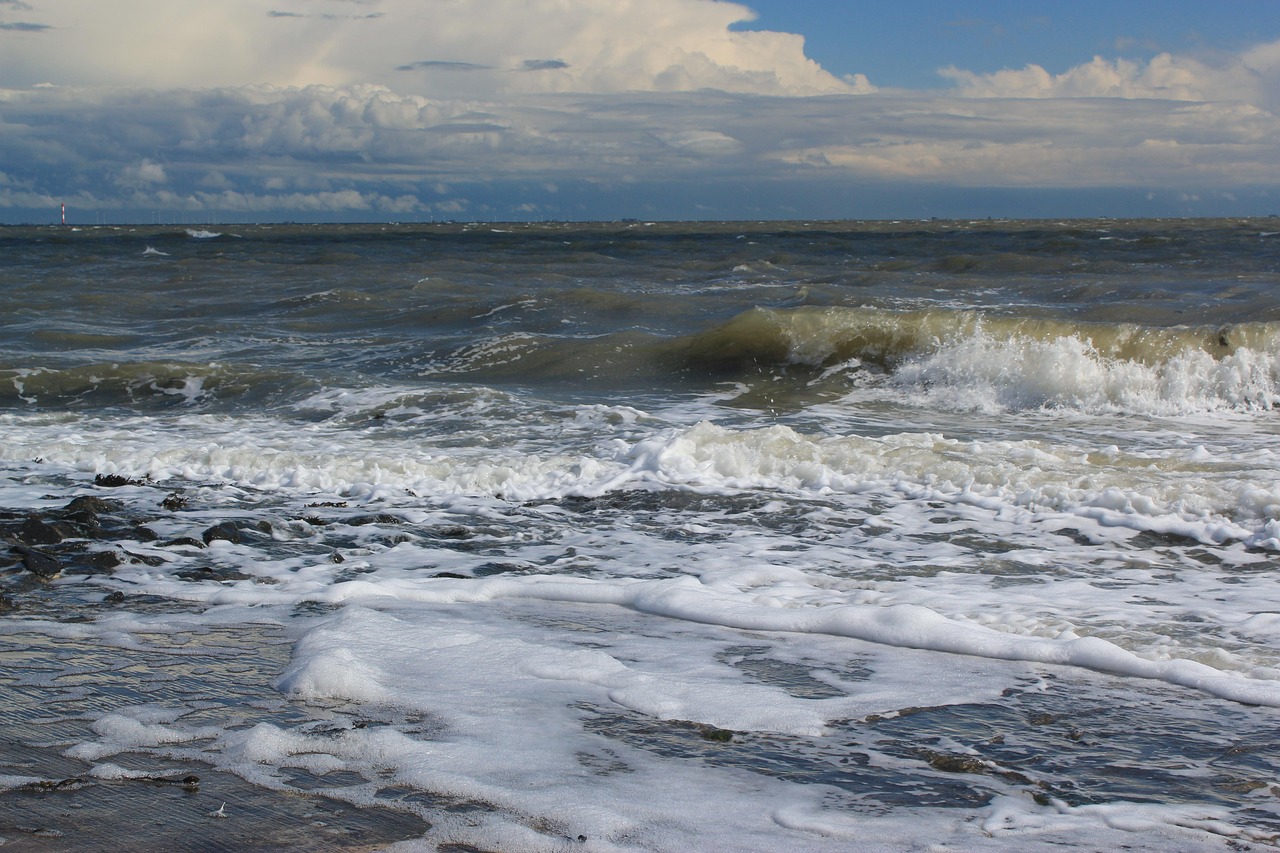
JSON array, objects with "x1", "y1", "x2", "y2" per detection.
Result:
[
  {"x1": 2, "y1": 405, "x2": 1277, "y2": 547},
  {"x1": 889, "y1": 331, "x2": 1280, "y2": 415},
  {"x1": 47, "y1": 588, "x2": 1280, "y2": 852}
]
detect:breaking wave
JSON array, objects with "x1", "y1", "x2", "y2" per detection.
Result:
[{"x1": 430, "y1": 306, "x2": 1280, "y2": 415}]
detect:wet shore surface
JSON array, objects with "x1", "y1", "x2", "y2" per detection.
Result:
[{"x1": 1, "y1": 488, "x2": 432, "y2": 851}]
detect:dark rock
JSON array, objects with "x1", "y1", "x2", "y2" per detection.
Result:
[
  {"x1": 104, "y1": 590, "x2": 126, "y2": 603},
  {"x1": 432, "y1": 572, "x2": 469, "y2": 579},
  {"x1": 922, "y1": 750, "x2": 1032, "y2": 785},
  {"x1": 13, "y1": 544, "x2": 61, "y2": 578},
  {"x1": 0, "y1": 592, "x2": 15, "y2": 610},
  {"x1": 140, "y1": 773, "x2": 200, "y2": 790},
  {"x1": 163, "y1": 537, "x2": 207, "y2": 549},
  {"x1": 122, "y1": 550, "x2": 167, "y2": 567},
  {"x1": 161, "y1": 492, "x2": 188, "y2": 511},
  {"x1": 89, "y1": 550, "x2": 124, "y2": 571},
  {"x1": 19, "y1": 777, "x2": 90, "y2": 792},
  {"x1": 202, "y1": 521, "x2": 242, "y2": 545},
  {"x1": 474, "y1": 562, "x2": 526, "y2": 577},
  {"x1": 175, "y1": 565, "x2": 252, "y2": 581},
  {"x1": 65, "y1": 496, "x2": 120, "y2": 516},
  {"x1": 697, "y1": 725, "x2": 735, "y2": 743},
  {"x1": 94, "y1": 473, "x2": 142, "y2": 488},
  {"x1": 346, "y1": 514, "x2": 402, "y2": 527},
  {"x1": 927, "y1": 753, "x2": 988, "y2": 774},
  {"x1": 18, "y1": 516, "x2": 67, "y2": 546},
  {"x1": 60, "y1": 510, "x2": 103, "y2": 536},
  {"x1": 133, "y1": 525, "x2": 160, "y2": 542},
  {"x1": 56, "y1": 496, "x2": 130, "y2": 541},
  {"x1": 330, "y1": 551, "x2": 345, "y2": 563}
]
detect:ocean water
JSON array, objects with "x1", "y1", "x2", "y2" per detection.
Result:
[{"x1": 2, "y1": 218, "x2": 1279, "y2": 851}]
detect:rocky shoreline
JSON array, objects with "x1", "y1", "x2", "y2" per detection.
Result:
[
  {"x1": 0, "y1": 478, "x2": 252, "y2": 591},
  {"x1": 0, "y1": 481, "x2": 435, "y2": 851}
]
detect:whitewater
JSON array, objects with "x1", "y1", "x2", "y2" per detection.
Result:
[{"x1": 1, "y1": 218, "x2": 1279, "y2": 851}]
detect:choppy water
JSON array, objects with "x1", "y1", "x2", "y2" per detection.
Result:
[{"x1": 2, "y1": 219, "x2": 1280, "y2": 851}]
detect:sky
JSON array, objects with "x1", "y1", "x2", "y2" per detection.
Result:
[{"x1": 2, "y1": 0, "x2": 1279, "y2": 223}]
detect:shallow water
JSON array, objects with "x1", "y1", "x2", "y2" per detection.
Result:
[{"x1": 2, "y1": 219, "x2": 1280, "y2": 851}]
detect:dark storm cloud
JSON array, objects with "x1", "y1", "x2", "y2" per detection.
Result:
[
  {"x1": 396, "y1": 60, "x2": 492, "y2": 72},
  {"x1": 520, "y1": 59, "x2": 570, "y2": 71}
]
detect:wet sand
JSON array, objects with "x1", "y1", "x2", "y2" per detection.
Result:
[{"x1": 0, "y1": 598, "x2": 431, "y2": 852}]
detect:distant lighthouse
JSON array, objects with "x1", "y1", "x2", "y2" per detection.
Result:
[{"x1": 61, "y1": 203, "x2": 66, "y2": 226}]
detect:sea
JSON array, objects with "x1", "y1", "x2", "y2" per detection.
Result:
[{"x1": 2, "y1": 218, "x2": 1279, "y2": 852}]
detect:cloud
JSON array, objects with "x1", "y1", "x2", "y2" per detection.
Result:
[
  {"x1": 520, "y1": 59, "x2": 569, "y2": 72},
  {"x1": 940, "y1": 39, "x2": 1280, "y2": 110},
  {"x1": 0, "y1": 0, "x2": 857, "y2": 97},
  {"x1": 397, "y1": 60, "x2": 492, "y2": 73},
  {"x1": 767, "y1": 94, "x2": 1280, "y2": 188},
  {"x1": 1, "y1": 2, "x2": 1279, "y2": 220},
  {"x1": 266, "y1": 9, "x2": 383, "y2": 20},
  {"x1": 5, "y1": 79, "x2": 1276, "y2": 217},
  {"x1": 118, "y1": 159, "x2": 168, "y2": 186},
  {"x1": 658, "y1": 129, "x2": 745, "y2": 157}
]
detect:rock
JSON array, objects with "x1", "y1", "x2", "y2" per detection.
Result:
[
  {"x1": 61, "y1": 496, "x2": 117, "y2": 534},
  {"x1": 927, "y1": 753, "x2": 988, "y2": 774},
  {"x1": 93, "y1": 473, "x2": 142, "y2": 488},
  {"x1": 922, "y1": 750, "x2": 1032, "y2": 784},
  {"x1": 122, "y1": 550, "x2": 167, "y2": 567},
  {"x1": 163, "y1": 537, "x2": 207, "y2": 549},
  {"x1": 13, "y1": 544, "x2": 61, "y2": 578},
  {"x1": 346, "y1": 514, "x2": 402, "y2": 527},
  {"x1": 139, "y1": 773, "x2": 200, "y2": 790},
  {"x1": 202, "y1": 521, "x2": 241, "y2": 545},
  {"x1": 698, "y1": 726, "x2": 735, "y2": 743},
  {"x1": 175, "y1": 565, "x2": 252, "y2": 581},
  {"x1": 19, "y1": 777, "x2": 90, "y2": 792},
  {"x1": 64, "y1": 496, "x2": 120, "y2": 516},
  {"x1": 18, "y1": 516, "x2": 67, "y2": 546},
  {"x1": 89, "y1": 550, "x2": 124, "y2": 571}
]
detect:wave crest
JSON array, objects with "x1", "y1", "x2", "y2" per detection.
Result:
[{"x1": 684, "y1": 307, "x2": 1280, "y2": 414}]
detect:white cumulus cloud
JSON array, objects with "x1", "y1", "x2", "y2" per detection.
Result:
[
  {"x1": 118, "y1": 159, "x2": 167, "y2": 186},
  {"x1": 940, "y1": 39, "x2": 1280, "y2": 110},
  {"x1": 0, "y1": 0, "x2": 861, "y2": 97}
]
